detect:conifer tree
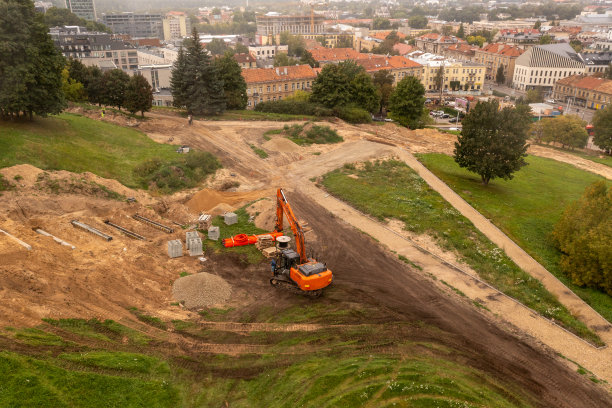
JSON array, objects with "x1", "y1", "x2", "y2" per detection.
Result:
[
  {"x1": 125, "y1": 74, "x2": 153, "y2": 117},
  {"x1": 170, "y1": 47, "x2": 187, "y2": 109},
  {"x1": 214, "y1": 51, "x2": 247, "y2": 110}
]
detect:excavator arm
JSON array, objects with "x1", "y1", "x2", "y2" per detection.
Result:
[{"x1": 275, "y1": 188, "x2": 307, "y2": 263}]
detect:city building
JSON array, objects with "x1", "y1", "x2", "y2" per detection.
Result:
[
  {"x1": 468, "y1": 20, "x2": 536, "y2": 35},
  {"x1": 552, "y1": 74, "x2": 612, "y2": 109},
  {"x1": 578, "y1": 52, "x2": 612, "y2": 75},
  {"x1": 415, "y1": 34, "x2": 462, "y2": 54},
  {"x1": 162, "y1": 12, "x2": 191, "y2": 41},
  {"x1": 242, "y1": 65, "x2": 317, "y2": 108},
  {"x1": 256, "y1": 12, "x2": 325, "y2": 45},
  {"x1": 309, "y1": 47, "x2": 364, "y2": 65},
  {"x1": 248, "y1": 45, "x2": 289, "y2": 61},
  {"x1": 34, "y1": 1, "x2": 53, "y2": 13},
  {"x1": 497, "y1": 30, "x2": 544, "y2": 48},
  {"x1": 443, "y1": 43, "x2": 478, "y2": 62},
  {"x1": 101, "y1": 12, "x2": 163, "y2": 39},
  {"x1": 234, "y1": 53, "x2": 257, "y2": 69},
  {"x1": 474, "y1": 43, "x2": 524, "y2": 85},
  {"x1": 356, "y1": 55, "x2": 423, "y2": 85},
  {"x1": 512, "y1": 43, "x2": 586, "y2": 91},
  {"x1": 65, "y1": 0, "x2": 96, "y2": 21},
  {"x1": 408, "y1": 51, "x2": 486, "y2": 92}
]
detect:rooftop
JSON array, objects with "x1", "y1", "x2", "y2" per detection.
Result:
[
  {"x1": 241, "y1": 64, "x2": 317, "y2": 84},
  {"x1": 555, "y1": 74, "x2": 612, "y2": 93},
  {"x1": 479, "y1": 43, "x2": 524, "y2": 57}
]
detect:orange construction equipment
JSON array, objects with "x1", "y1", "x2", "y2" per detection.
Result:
[
  {"x1": 223, "y1": 231, "x2": 284, "y2": 248},
  {"x1": 270, "y1": 188, "x2": 333, "y2": 296}
]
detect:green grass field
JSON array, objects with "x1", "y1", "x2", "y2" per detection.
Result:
[
  {"x1": 0, "y1": 307, "x2": 536, "y2": 408},
  {"x1": 416, "y1": 153, "x2": 612, "y2": 326},
  {"x1": 0, "y1": 114, "x2": 180, "y2": 188},
  {"x1": 321, "y1": 160, "x2": 601, "y2": 345}
]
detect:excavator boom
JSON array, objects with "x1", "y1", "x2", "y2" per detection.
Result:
[{"x1": 275, "y1": 188, "x2": 307, "y2": 263}]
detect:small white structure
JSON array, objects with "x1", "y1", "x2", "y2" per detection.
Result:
[
  {"x1": 207, "y1": 226, "x2": 220, "y2": 241},
  {"x1": 224, "y1": 212, "x2": 238, "y2": 225},
  {"x1": 167, "y1": 239, "x2": 183, "y2": 258}
]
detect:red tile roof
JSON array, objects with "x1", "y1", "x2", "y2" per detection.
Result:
[
  {"x1": 555, "y1": 74, "x2": 612, "y2": 92},
  {"x1": 241, "y1": 65, "x2": 317, "y2": 84},
  {"x1": 357, "y1": 55, "x2": 421, "y2": 72},
  {"x1": 234, "y1": 53, "x2": 256, "y2": 63},
  {"x1": 393, "y1": 43, "x2": 415, "y2": 55},
  {"x1": 479, "y1": 43, "x2": 524, "y2": 57},
  {"x1": 310, "y1": 48, "x2": 368, "y2": 62},
  {"x1": 370, "y1": 31, "x2": 408, "y2": 41}
]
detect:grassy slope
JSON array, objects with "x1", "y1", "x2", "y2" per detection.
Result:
[
  {"x1": 417, "y1": 153, "x2": 612, "y2": 326},
  {"x1": 0, "y1": 113, "x2": 178, "y2": 188},
  {"x1": 0, "y1": 311, "x2": 534, "y2": 408},
  {"x1": 321, "y1": 160, "x2": 601, "y2": 345}
]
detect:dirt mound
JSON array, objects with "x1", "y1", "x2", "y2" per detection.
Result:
[
  {"x1": 262, "y1": 137, "x2": 301, "y2": 153},
  {"x1": 185, "y1": 188, "x2": 271, "y2": 214},
  {"x1": 172, "y1": 272, "x2": 231, "y2": 308},
  {"x1": 246, "y1": 198, "x2": 276, "y2": 230}
]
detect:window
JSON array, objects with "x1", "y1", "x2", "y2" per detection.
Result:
[
  {"x1": 267, "y1": 85, "x2": 270, "y2": 92},
  {"x1": 292, "y1": 83, "x2": 295, "y2": 90},
  {"x1": 285, "y1": 83, "x2": 288, "y2": 91}
]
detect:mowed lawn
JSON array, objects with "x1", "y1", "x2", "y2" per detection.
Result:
[
  {"x1": 0, "y1": 113, "x2": 178, "y2": 188},
  {"x1": 417, "y1": 153, "x2": 612, "y2": 324}
]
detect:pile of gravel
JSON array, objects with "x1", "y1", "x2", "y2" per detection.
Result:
[{"x1": 172, "y1": 272, "x2": 231, "y2": 308}]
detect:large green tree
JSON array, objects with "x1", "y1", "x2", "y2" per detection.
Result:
[
  {"x1": 540, "y1": 115, "x2": 588, "y2": 149},
  {"x1": 273, "y1": 53, "x2": 299, "y2": 67},
  {"x1": 454, "y1": 101, "x2": 531, "y2": 185},
  {"x1": 300, "y1": 50, "x2": 318, "y2": 68},
  {"x1": 0, "y1": 0, "x2": 65, "y2": 119},
  {"x1": 43, "y1": 6, "x2": 110, "y2": 31},
  {"x1": 553, "y1": 181, "x2": 612, "y2": 295},
  {"x1": 408, "y1": 15, "x2": 428, "y2": 29},
  {"x1": 372, "y1": 70, "x2": 394, "y2": 114},
  {"x1": 214, "y1": 51, "x2": 247, "y2": 110},
  {"x1": 310, "y1": 64, "x2": 351, "y2": 108},
  {"x1": 496, "y1": 66, "x2": 505, "y2": 85},
  {"x1": 206, "y1": 38, "x2": 229, "y2": 55},
  {"x1": 388, "y1": 76, "x2": 425, "y2": 128},
  {"x1": 349, "y1": 72, "x2": 379, "y2": 113},
  {"x1": 592, "y1": 105, "x2": 612, "y2": 154},
  {"x1": 171, "y1": 29, "x2": 226, "y2": 115},
  {"x1": 124, "y1": 74, "x2": 153, "y2": 117},
  {"x1": 101, "y1": 69, "x2": 130, "y2": 111}
]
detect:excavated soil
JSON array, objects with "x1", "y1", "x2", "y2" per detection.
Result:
[
  {"x1": 288, "y1": 191, "x2": 612, "y2": 408},
  {"x1": 185, "y1": 188, "x2": 272, "y2": 214}
]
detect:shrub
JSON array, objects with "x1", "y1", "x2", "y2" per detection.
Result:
[
  {"x1": 305, "y1": 125, "x2": 343, "y2": 144},
  {"x1": 334, "y1": 106, "x2": 372, "y2": 124},
  {"x1": 254, "y1": 100, "x2": 332, "y2": 117}
]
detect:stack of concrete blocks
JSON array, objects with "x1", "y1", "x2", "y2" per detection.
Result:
[
  {"x1": 186, "y1": 231, "x2": 203, "y2": 256},
  {"x1": 197, "y1": 213, "x2": 212, "y2": 229},
  {"x1": 255, "y1": 234, "x2": 275, "y2": 251},
  {"x1": 207, "y1": 226, "x2": 220, "y2": 241},
  {"x1": 167, "y1": 240, "x2": 183, "y2": 258},
  {"x1": 224, "y1": 212, "x2": 238, "y2": 225}
]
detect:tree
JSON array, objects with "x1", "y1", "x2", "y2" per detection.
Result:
[
  {"x1": 526, "y1": 87, "x2": 543, "y2": 103},
  {"x1": 466, "y1": 35, "x2": 486, "y2": 47},
  {"x1": 273, "y1": 53, "x2": 299, "y2": 67},
  {"x1": 457, "y1": 23, "x2": 465, "y2": 39},
  {"x1": 553, "y1": 181, "x2": 612, "y2": 295},
  {"x1": 373, "y1": 17, "x2": 391, "y2": 30},
  {"x1": 0, "y1": 0, "x2": 65, "y2": 120},
  {"x1": 124, "y1": 74, "x2": 153, "y2": 117},
  {"x1": 592, "y1": 105, "x2": 612, "y2": 154},
  {"x1": 300, "y1": 50, "x2": 318, "y2": 68},
  {"x1": 335, "y1": 36, "x2": 353, "y2": 48},
  {"x1": 233, "y1": 43, "x2": 249, "y2": 54},
  {"x1": 540, "y1": 115, "x2": 587, "y2": 149},
  {"x1": 533, "y1": 20, "x2": 541, "y2": 29},
  {"x1": 372, "y1": 70, "x2": 394, "y2": 113},
  {"x1": 171, "y1": 29, "x2": 226, "y2": 115},
  {"x1": 61, "y1": 68, "x2": 86, "y2": 102},
  {"x1": 539, "y1": 34, "x2": 553, "y2": 45},
  {"x1": 442, "y1": 25, "x2": 453, "y2": 36},
  {"x1": 454, "y1": 101, "x2": 531, "y2": 185},
  {"x1": 569, "y1": 39, "x2": 582, "y2": 52},
  {"x1": 206, "y1": 38, "x2": 229, "y2": 55},
  {"x1": 215, "y1": 51, "x2": 247, "y2": 110},
  {"x1": 388, "y1": 76, "x2": 425, "y2": 128},
  {"x1": 170, "y1": 47, "x2": 188, "y2": 109},
  {"x1": 496, "y1": 66, "x2": 505, "y2": 85},
  {"x1": 434, "y1": 67, "x2": 444, "y2": 91},
  {"x1": 349, "y1": 72, "x2": 379, "y2": 113},
  {"x1": 529, "y1": 120, "x2": 545, "y2": 144},
  {"x1": 101, "y1": 69, "x2": 130, "y2": 110},
  {"x1": 84, "y1": 66, "x2": 104, "y2": 105},
  {"x1": 408, "y1": 15, "x2": 428, "y2": 29},
  {"x1": 310, "y1": 64, "x2": 351, "y2": 108},
  {"x1": 279, "y1": 32, "x2": 306, "y2": 57},
  {"x1": 43, "y1": 6, "x2": 110, "y2": 32}
]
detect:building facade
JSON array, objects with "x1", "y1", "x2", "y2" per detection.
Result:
[
  {"x1": 474, "y1": 43, "x2": 523, "y2": 85},
  {"x1": 162, "y1": 12, "x2": 191, "y2": 41},
  {"x1": 408, "y1": 52, "x2": 485, "y2": 92},
  {"x1": 101, "y1": 13, "x2": 163, "y2": 39},
  {"x1": 356, "y1": 55, "x2": 423, "y2": 85},
  {"x1": 256, "y1": 13, "x2": 325, "y2": 45},
  {"x1": 65, "y1": 0, "x2": 96, "y2": 21},
  {"x1": 242, "y1": 65, "x2": 317, "y2": 108},
  {"x1": 443, "y1": 43, "x2": 477, "y2": 62},
  {"x1": 552, "y1": 75, "x2": 612, "y2": 110},
  {"x1": 512, "y1": 43, "x2": 586, "y2": 91},
  {"x1": 415, "y1": 34, "x2": 462, "y2": 54}
]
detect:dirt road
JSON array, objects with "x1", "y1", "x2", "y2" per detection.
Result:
[{"x1": 290, "y1": 191, "x2": 612, "y2": 408}]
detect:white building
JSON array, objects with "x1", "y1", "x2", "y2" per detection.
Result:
[{"x1": 512, "y1": 43, "x2": 586, "y2": 91}]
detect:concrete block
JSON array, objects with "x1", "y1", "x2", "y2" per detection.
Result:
[
  {"x1": 224, "y1": 212, "x2": 238, "y2": 225},
  {"x1": 207, "y1": 226, "x2": 220, "y2": 241},
  {"x1": 187, "y1": 237, "x2": 203, "y2": 256},
  {"x1": 167, "y1": 239, "x2": 183, "y2": 258},
  {"x1": 186, "y1": 230, "x2": 200, "y2": 241}
]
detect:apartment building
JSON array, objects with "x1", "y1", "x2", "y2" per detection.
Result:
[
  {"x1": 234, "y1": 53, "x2": 257, "y2": 69},
  {"x1": 309, "y1": 47, "x2": 364, "y2": 66},
  {"x1": 256, "y1": 13, "x2": 325, "y2": 45},
  {"x1": 408, "y1": 52, "x2": 485, "y2": 92},
  {"x1": 415, "y1": 34, "x2": 462, "y2": 54},
  {"x1": 249, "y1": 45, "x2": 289, "y2": 60},
  {"x1": 162, "y1": 12, "x2": 191, "y2": 41},
  {"x1": 65, "y1": 0, "x2": 96, "y2": 21},
  {"x1": 512, "y1": 43, "x2": 586, "y2": 91},
  {"x1": 242, "y1": 65, "x2": 317, "y2": 108},
  {"x1": 579, "y1": 52, "x2": 612, "y2": 75},
  {"x1": 474, "y1": 43, "x2": 524, "y2": 85},
  {"x1": 102, "y1": 12, "x2": 163, "y2": 39},
  {"x1": 357, "y1": 55, "x2": 423, "y2": 85},
  {"x1": 553, "y1": 75, "x2": 612, "y2": 110},
  {"x1": 443, "y1": 44, "x2": 478, "y2": 62}
]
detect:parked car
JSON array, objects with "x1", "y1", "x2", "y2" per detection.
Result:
[
  {"x1": 449, "y1": 117, "x2": 460, "y2": 123},
  {"x1": 441, "y1": 114, "x2": 450, "y2": 118}
]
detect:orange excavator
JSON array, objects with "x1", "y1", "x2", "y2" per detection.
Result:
[{"x1": 270, "y1": 188, "x2": 333, "y2": 297}]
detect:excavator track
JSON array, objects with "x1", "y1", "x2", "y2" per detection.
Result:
[{"x1": 270, "y1": 277, "x2": 322, "y2": 298}]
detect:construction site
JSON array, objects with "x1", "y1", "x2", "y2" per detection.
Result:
[{"x1": 1, "y1": 107, "x2": 612, "y2": 407}]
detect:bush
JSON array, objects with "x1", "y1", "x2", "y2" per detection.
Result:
[
  {"x1": 254, "y1": 100, "x2": 332, "y2": 117},
  {"x1": 305, "y1": 125, "x2": 343, "y2": 144},
  {"x1": 553, "y1": 181, "x2": 612, "y2": 295},
  {"x1": 334, "y1": 106, "x2": 372, "y2": 124}
]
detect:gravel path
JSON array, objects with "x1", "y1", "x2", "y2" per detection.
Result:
[{"x1": 172, "y1": 272, "x2": 231, "y2": 308}]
